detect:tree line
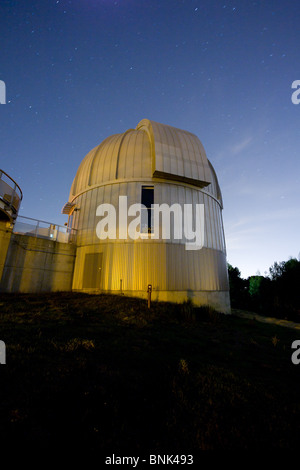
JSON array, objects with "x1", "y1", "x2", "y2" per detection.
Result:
[{"x1": 228, "y1": 257, "x2": 300, "y2": 321}]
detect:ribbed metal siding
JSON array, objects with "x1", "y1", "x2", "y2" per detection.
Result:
[
  {"x1": 71, "y1": 180, "x2": 227, "y2": 292},
  {"x1": 72, "y1": 182, "x2": 224, "y2": 249},
  {"x1": 73, "y1": 242, "x2": 227, "y2": 292}
]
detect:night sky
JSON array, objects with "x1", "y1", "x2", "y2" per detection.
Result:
[{"x1": 1, "y1": 0, "x2": 299, "y2": 278}]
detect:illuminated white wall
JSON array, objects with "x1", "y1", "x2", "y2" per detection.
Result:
[{"x1": 66, "y1": 119, "x2": 230, "y2": 313}]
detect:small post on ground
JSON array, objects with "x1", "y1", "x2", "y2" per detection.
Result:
[{"x1": 147, "y1": 284, "x2": 152, "y2": 309}]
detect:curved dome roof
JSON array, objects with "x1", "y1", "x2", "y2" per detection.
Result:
[{"x1": 66, "y1": 119, "x2": 222, "y2": 206}]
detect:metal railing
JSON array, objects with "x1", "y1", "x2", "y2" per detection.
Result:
[
  {"x1": 13, "y1": 216, "x2": 77, "y2": 244},
  {"x1": 0, "y1": 169, "x2": 23, "y2": 219}
]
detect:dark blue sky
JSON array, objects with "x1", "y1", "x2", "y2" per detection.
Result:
[{"x1": 1, "y1": 0, "x2": 300, "y2": 277}]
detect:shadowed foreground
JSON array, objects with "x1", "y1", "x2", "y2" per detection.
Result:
[{"x1": 0, "y1": 292, "x2": 300, "y2": 452}]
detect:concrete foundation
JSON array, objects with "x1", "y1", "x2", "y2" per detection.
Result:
[
  {"x1": 0, "y1": 233, "x2": 76, "y2": 293},
  {"x1": 0, "y1": 221, "x2": 13, "y2": 283},
  {"x1": 73, "y1": 288, "x2": 231, "y2": 313}
]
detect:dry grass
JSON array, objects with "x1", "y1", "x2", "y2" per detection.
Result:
[{"x1": 0, "y1": 291, "x2": 300, "y2": 452}]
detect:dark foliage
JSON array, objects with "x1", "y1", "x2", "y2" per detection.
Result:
[{"x1": 228, "y1": 257, "x2": 300, "y2": 321}]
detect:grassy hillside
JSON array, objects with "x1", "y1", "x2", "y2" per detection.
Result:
[{"x1": 1, "y1": 292, "x2": 300, "y2": 452}]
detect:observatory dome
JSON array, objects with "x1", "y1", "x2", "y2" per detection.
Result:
[
  {"x1": 69, "y1": 119, "x2": 222, "y2": 205},
  {"x1": 64, "y1": 118, "x2": 230, "y2": 313}
]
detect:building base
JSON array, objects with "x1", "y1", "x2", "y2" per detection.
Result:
[{"x1": 73, "y1": 288, "x2": 231, "y2": 314}]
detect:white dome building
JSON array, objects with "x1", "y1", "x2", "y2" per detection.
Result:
[{"x1": 63, "y1": 119, "x2": 230, "y2": 312}]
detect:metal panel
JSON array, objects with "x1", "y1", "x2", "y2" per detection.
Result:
[
  {"x1": 137, "y1": 119, "x2": 212, "y2": 188},
  {"x1": 82, "y1": 252, "x2": 103, "y2": 288}
]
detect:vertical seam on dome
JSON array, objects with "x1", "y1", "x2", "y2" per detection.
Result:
[
  {"x1": 136, "y1": 119, "x2": 156, "y2": 176},
  {"x1": 88, "y1": 140, "x2": 103, "y2": 186},
  {"x1": 156, "y1": 121, "x2": 169, "y2": 174},
  {"x1": 108, "y1": 134, "x2": 122, "y2": 181},
  {"x1": 167, "y1": 124, "x2": 179, "y2": 176},
  {"x1": 179, "y1": 131, "x2": 192, "y2": 178},
  {"x1": 188, "y1": 133, "x2": 201, "y2": 179},
  {"x1": 123, "y1": 130, "x2": 134, "y2": 178},
  {"x1": 115, "y1": 129, "x2": 135, "y2": 180}
]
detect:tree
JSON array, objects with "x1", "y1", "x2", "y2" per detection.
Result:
[
  {"x1": 227, "y1": 263, "x2": 249, "y2": 309},
  {"x1": 228, "y1": 257, "x2": 300, "y2": 320},
  {"x1": 268, "y1": 261, "x2": 286, "y2": 281},
  {"x1": 266, "y1": 257, "x2": 300, "y2": 320},
  {"x1": 248, "y1": 275, "x2": 273, "y2": 314}
]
